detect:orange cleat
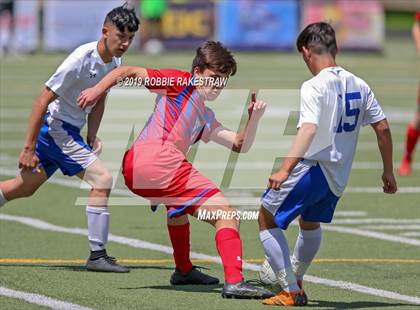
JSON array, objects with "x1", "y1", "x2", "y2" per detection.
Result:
[
  {"x1": 398, "y1": 157, "x2": 411, "y2": 176},
  {"x1": 262, "y1": 290, "x2": 308, "y2": 306}
]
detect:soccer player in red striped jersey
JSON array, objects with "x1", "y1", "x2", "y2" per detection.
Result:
[
  {"x1": 78, "y1": 41, "x2": 275, "y2": 299},
  {"x1": 399, "y1": 11, "x2": 420, "y2": 175}
]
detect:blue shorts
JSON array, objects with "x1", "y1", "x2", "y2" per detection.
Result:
[
  {"x1": 35, "y1": 113, "x2": 97, "y2": 178},
  {"x1": 260, "y1": 160, "x2": 340, "y2": 230}
]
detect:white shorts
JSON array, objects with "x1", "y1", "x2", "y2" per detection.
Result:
[{"x1": 35, "y1": 113, "x2": 97, "y2": 177}]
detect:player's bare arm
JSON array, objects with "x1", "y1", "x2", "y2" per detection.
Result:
[
  {"x1": 371, "y1": 119, "x2": 397, "y2": 194},
  {"x1": 268, "y1": 123, "x2": 317, "y2": 190},
  {"x1": 77, "y1": 66, "x2": 148, "y2": 109},
  {"x1": 19, "y1": 87, "x2": 58, "y2": 171},
  {"x1": 210, "y1": 93, "x2": 266, "y2": 152},
  {"x1": 86, "y1": 93, "x2": 107, "y2": 155}
]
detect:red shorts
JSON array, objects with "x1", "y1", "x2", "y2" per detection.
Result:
[{"x1": 122, "y1": 143, "x2": 220, "y2": 217}]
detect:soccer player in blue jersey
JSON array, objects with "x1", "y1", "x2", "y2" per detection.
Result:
[
  {"x1": 0, "y1": 5, "x2": 139, "y2": 272},
  {"x1": 258, "y1": 22, "x2": 397, "y2": 306}
]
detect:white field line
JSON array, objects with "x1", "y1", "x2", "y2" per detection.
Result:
[
  {"x1": 0, "y1": 214, "x2": 419, "y2": 305},
  {"x1": 300, "y1": 276, "x2": 420, "y2": 305},
  {"x1": 0, "y1": 286, "x2": 93, "y2": 310},
  {"x1": 401, "y1": 232, "x2": 420, "y2": 237},
  {"x1": 333, "y1": 219, "x2": 420, "y2": 224},
  {"x1": 360, "y1": 225, "x2": 420, "y2": 230},
  {"x1": 319, "y1": 225, "x2": 420, "y2": 247},
  {"x1": 344, "y1": 187, "x2": 420, "y2": 193},
  {"x1": 334, "y1": 211, "x2": 368, "y2": 217}
]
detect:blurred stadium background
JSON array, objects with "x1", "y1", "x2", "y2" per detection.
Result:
[
  {"x1": 0, "y1": 1, "x2": 419, "y2": 309},
  {"x1": 0, "y1": 0, "x2": 417, "y2": 54},
  {"x1": 0, "y1": 0, "x2": 418, "y2": 54}
]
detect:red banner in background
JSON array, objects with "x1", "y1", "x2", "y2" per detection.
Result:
[{"x1": 302, "y1": 0, "x2": 384, "y2": 51}]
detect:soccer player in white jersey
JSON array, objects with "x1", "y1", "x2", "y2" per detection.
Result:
[
  {"x1": 258, "y1": 22, "x2": 398, "y2": 306},
  {"x1": 0, "y1": 5, "x2": 139, "y2": 273}
]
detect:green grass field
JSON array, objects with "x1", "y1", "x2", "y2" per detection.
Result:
[{"x1": 0, "y1": 37, "x2": 419, "y2": 309}]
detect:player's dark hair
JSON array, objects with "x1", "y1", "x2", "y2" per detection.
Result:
[
  {"x1": 296, "y1": 22, "x2": 337, "y2": 57},
  {"x1": 191, "y1": 41, "x2": 237, "y2": 76},
  {"x1": 104, "y1": 3, "x2": 140, "y2": 33}
]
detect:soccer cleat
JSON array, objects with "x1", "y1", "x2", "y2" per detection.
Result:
[
  {"x1": 297, "y1": 280, "x2": 308, "y2": 305},
  {"x1": 170, "y1": 266, "x2": 219, "y2": 285},
  {"x1": 86, "y1": 255, "x2": 130, "y2": 273},
  {"x1": 398, "y1": 157, "x2": 411, "y2": 176},
  {"x1": 262, "y1": 290, "x2": 308, "y2": 306},
  {"x1": 222, "y1": 281, "x2": 275, "y2": 299}
]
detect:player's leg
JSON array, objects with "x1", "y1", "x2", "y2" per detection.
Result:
[
  {"x1": 167, "y1": 215, "x2": 192, "y2": 274},
  {"x1": 44, "y1": 116, "x2": 128, "y2": 273},
  {"x1": 77, "y1": 159, "x2": 128, "y2": 273},
  {"x1": 258, "y1": 206, "x2": 300, "y2": 293},
  {"x1": 258, "y1": 207, "x2": 306, "y2": 307},
  {"x1": 167, "y1": 214, "x2": 219, "y2": 285},
  {"x1": 258, "y1": 162, "x2": 328, "y2": 306},
  {"x1": 0, "y1": 168, "x2": 48, "y2": 207},
  {"x1": 291, "y1": 218, "x2": 321, "y2": 290},
  {"x1": 0, "y1": 112, "x2": 59, "y2": 206},
  {"x1": 193, "y1": 193, "x2": 274, "y2": 299},
  {"x1": 399, "y1": 83, "x2": 420, "y2": 176},
  {"x1": 290, "y1": 187, "x2": 339, "y2": 291}
]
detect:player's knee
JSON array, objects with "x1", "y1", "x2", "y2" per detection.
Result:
[
  {"x1": 101, "y1": 171, "x2": 113, "y2": 189},
  {"x1": 258, "y1": 206, "x2": 276, "y2": 230},
  {"x1": 216, "y1": 205, "x2": 240, "y2": 229},
  {"x1": 299, "y1": 218, "x2": 320, "y2": 230},
  {"x1": 92, "y1": 169, "x2": 113, "y2": 190}
]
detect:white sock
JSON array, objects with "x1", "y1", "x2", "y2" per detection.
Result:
[
  {"x1": 292, "y1": 227, "x2": 322, "y2": 281},
  {"x1": 260, "y1": 228, "x2": 300, "y2": 292},
  {"x1": 86, "y1": 206, "x2": 109, "y2": 251},
  {"x1": 0, "y1": 189, "x2": 7, "y2": 207}
]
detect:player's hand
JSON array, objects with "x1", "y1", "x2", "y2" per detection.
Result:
[
  {"x1": 248, "y1": 100, "x2": 267, "y2": 120},
  {"x1": 18, "y1": 148, "x2": 41, "y2": 172},
  {"x1": 92, "y1": 137, "x2": 103, "y2": 156},
  {"x1": 77, "y1": 87, "x2": 102, "y2": 110},
  {"x1": 247, "y1": 92, "x2": 266, "y2": 120},
  {"x1": 382, "y1": 171, "x2": 397, "y2": 194},
  {"x1": 268, "y1": 169, "x2": 289, "y2": 190},
  {"x1": 88, "y1": 136, "x2": 103, "y2": 156}
]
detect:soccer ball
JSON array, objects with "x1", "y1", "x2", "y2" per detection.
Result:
[{"x1": 259, "y1": 259, "x2": 282, "y2": 291}]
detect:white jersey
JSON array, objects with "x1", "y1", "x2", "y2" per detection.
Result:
[
  {"x1": 45, "y1": 41, "x2": 121, "y2": 129},
  {"x1": 297, "y1": 66, "x2": 385, "y2": 196}
]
